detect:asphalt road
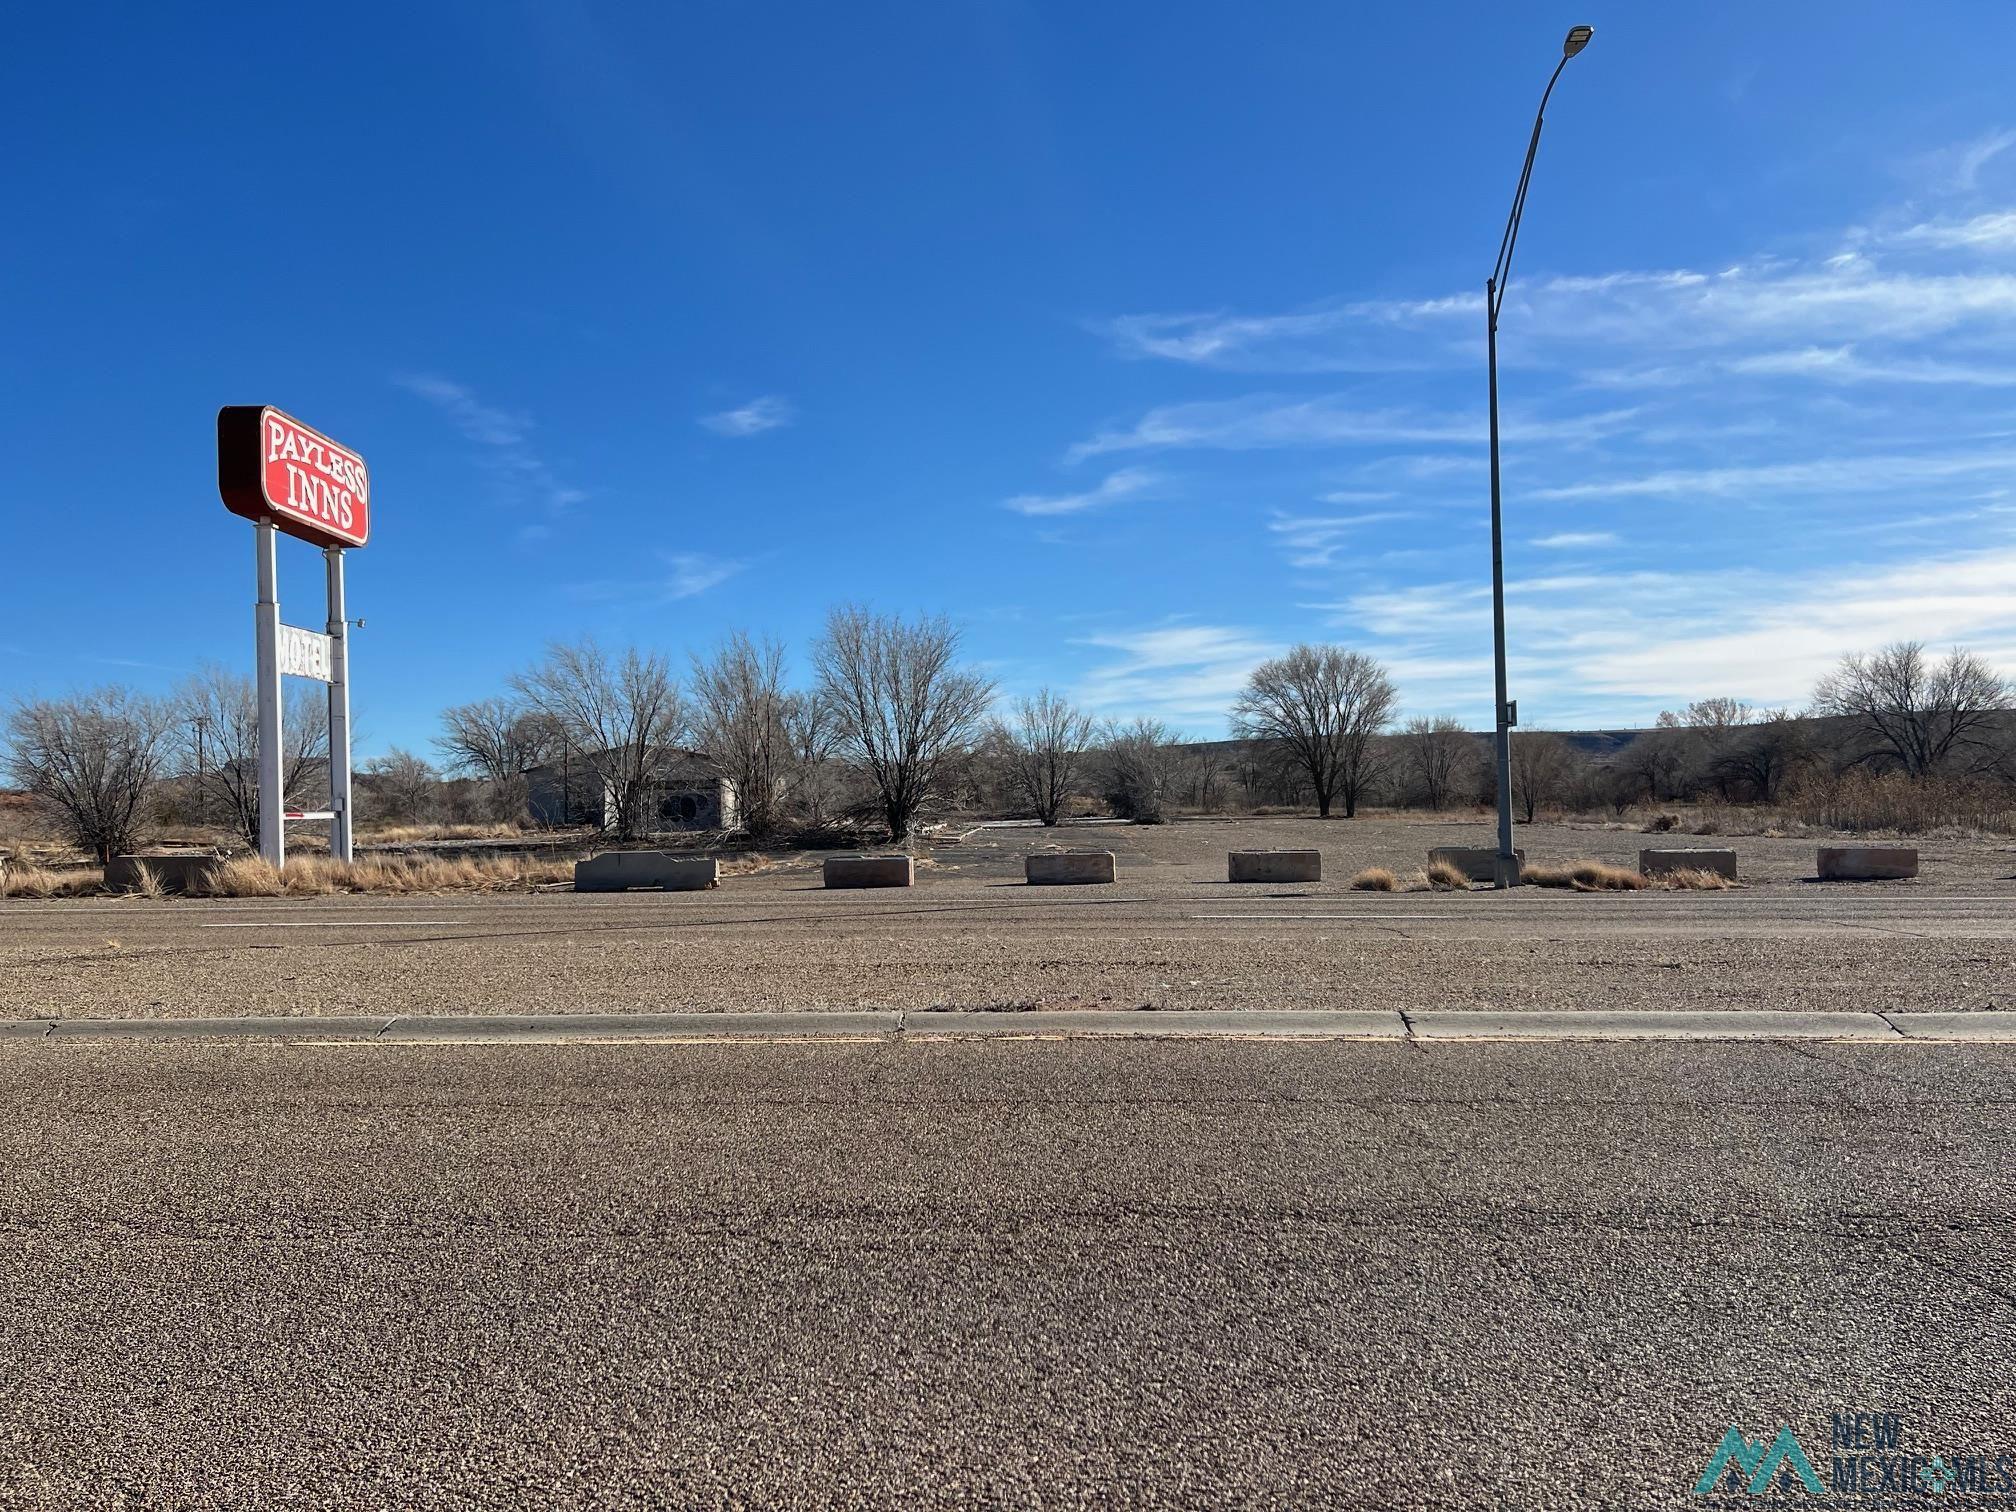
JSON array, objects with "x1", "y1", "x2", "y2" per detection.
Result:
[
  {"x1": 1, "y1": 1036, "x2": 2011, "y2": 1509},
  {"x1": 3, "y1": 878, "x2": 2011, "y2": 1019}
]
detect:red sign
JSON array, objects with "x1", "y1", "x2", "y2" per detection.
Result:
[{"x1": 218, "y1": 406, "x2": 370, "y2": 549}]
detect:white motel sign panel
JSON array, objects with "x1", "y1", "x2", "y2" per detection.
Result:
[{"x1": 277, "y1": 623, "x2": 333, "y2": 683}]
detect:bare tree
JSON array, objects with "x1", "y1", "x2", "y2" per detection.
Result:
[
  {"x1": 436, "y1": 696, "x2": 552, "y2": 821},
  {"x1": 1507, "y1": 731, "x2": 1581, "y2": 823},
  {"x1": 784, "y1": 688, "x2": 846, "y2": 828},
  {"x1": 511, "y1": 640, "x2": 688, "y2": 840},
  {"x1": 1230, "y1": 644, "x2": 1397, "y2": 818},
  {"x1": 1613, "y1": 725, "x2": 1688, "y2": 806},
  {"x1": 1398, "y1": 715, "x2": 1475, "y2": 811},
  {"x1": 812, "y1": 606, "x2": 995, "y2": 843},
  {"x1": 690, "y1": 633, "x2": 797, "y2": 837},
  {"x1": 1176, "y1": 743, "x2": 1228, "y2": 813},
  {"x1": 1654, "y1": 697, "x2": 1756, "y2": 798},
  {"x1": 1715, "y1": 709, "x2": 1813, "y2": 803},
  {"x1": 360, "y1": 747, "x2": 440, "y2": 824},
  {"x1": 1097, "y1": 717, "x2": 1179, "y2": 823},
  {"x1": 991, "y1": 688, "x2": 1096, "y2": 826},
  {"x1": 171, "y1": 668, "x2": 329, "y2": 849},
  {"x1": 5, "y1": 688, "x2": 172, "y2": 861},
  {"x1": 1813, "y1": 641, "x2": 2013, "y2": 777}
]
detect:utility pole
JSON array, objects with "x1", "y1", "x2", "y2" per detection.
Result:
[{"x1": 1484, "y1": 24, "x2": 1594, "y2": 889}]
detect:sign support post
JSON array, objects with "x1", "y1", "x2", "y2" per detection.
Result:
[
  {"x1": 255, "y1": 520, "x2": 286, "y2": 867},
  {"x1": 221, "y1": 406, "x2": 370, "y2": 871},
  {"x1": 325, "y1": 546, "x2": 353, "y2": 863}
]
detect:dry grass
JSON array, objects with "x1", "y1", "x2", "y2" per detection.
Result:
[
  {"x1": 1349, "y1": 867, "x2": 1399, "y2": 892},
  {"x1": 181, "y1": 854, "x2": 576, "y2": 897},
  {"x1": 1425, "y1": 860, "x2": 1470, "y2": 891},
  {"x1": 0, "y1": 860, "x2": 101, "y2": 898},
  {"x1": 1658, "y1": 867, "x2": 1734, "y2": 891},
  {"x1": 1781, "y1": 771, "x2": 2016, "y2": 837},
  {"x1": 1523, "y1": 859, "x2": 1649, "y2": 892},
  {"x1": 357, "y1": 822, "x2": 529, "y2": 844}
]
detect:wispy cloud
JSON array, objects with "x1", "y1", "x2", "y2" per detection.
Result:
[
  {"x1": 1004, "y1": 467, "x2": 1161, "y2": 517},
  {"x1": 1894, "y1": 210, "x2": 2016, "y2": 252},
  {"x1": 396, "y1": 374, "x2": 586, "y2": 521},
  {"x1": 1316, "y1": 544, "x2": 2016, "y2": 726},
  {"x1": 1022, "y1": 151, "x2": 2016, "y2": 730},
  {"x1": 395, "y1": 374, "x2": 529, "y2": 446},
  {"x1": 1916, "y1": 127, "x2": 2016, "y2": 193},
  {"x1": 1099, "y1": 304, "x2": 1462, "y2": 373},
  {"x1": 1531, "y1": 531, "x2": 1618, "y2": 549},
  {"x1": 565, "y1": 551, "x2": 746, "y2": 605},
  {"x1": 1067, "y1": 395, "x2": 1636, "y2": 462},
  {"x1": 699, "y1": 396, "x2": 794, "y2": 437},
  {"x1": 1531, "y1": 448, "x2": 2016, "y2": 502},
  {"x1": 1102, "y1": 257, "x2": 2016, "y2": 376},
  {"x1": 1269, "y1": 510, "x2": 1419, "y2": 568},
  {"x1": 1072, "y1": 623, "x2": 1285, "y2": 726},
  {"x1": 1725, "y1": 344, "x2": 2016, "y2": 386},
  {"x1": 663, "y1": 552, "x2": 745, "y2": 598}
]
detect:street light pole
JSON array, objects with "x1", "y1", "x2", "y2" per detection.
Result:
[{"x1": 1485, "y1": 24, "x2": 1593, "y2": 889}]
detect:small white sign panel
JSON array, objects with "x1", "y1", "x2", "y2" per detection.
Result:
[{"x1": 277, "y1": 623, "x2": 333, "y2": 683}]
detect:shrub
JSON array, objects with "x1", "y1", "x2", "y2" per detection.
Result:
[
  {"x1": 1425, "y1": 860, "x2": 1469, "y2": 890},
  {"x1": 1349, "y1": 867, "x2": 1398, "y2": 892},
  {"x1": 1782, "y1": 770, "x2": 2016, "y2": 836},
  {"x1": 1524, "y1": 859, "x2": 1648, "y2": 892}
]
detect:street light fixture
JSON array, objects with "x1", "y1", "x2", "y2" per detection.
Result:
[{"x1": 1484, "y1": 24, "x2": 1593, "y2": 889}]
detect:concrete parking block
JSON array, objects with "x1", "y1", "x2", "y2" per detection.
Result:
[
  {"x1": 1227, "y1": 850, "x2": 1322, "y2": 884},
  {"x1": 0, "y1": 1021, "x2": 52, "y2": 1040},
  {"x1": 1407, "y1": 1010, "x2": 1899, "y2": 1040},
  {"x1": 574, "y1": 852, "x2": 720, "y2": 892},
  {"x1": 104, "y1": 853, "x2": 217, "y2": 893},
  {"x1": 823, "y1": 855, "x2": 914, "y2": 889},
  {"x1": 1025, "y1": 851, "x2": 1117, "y2": 885},
  {"x1": 1639, "y1": 848, "x2": 1738, "y2": 879},
  {"x1": 1817, "y1": 846, "x2": 1919, "y2": 881}
]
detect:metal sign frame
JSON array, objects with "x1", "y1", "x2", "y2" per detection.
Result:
[{"x1": 226, "y1": 408, "x2": 364, "y2": 868}]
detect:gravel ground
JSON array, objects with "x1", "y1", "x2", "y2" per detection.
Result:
[
  {"x1": 2, "y1": 818, "x2": 2011, "y2": 1020},
  {"x1": 0, "y1": 1037, "x2": 2009, "y2": 1508}
]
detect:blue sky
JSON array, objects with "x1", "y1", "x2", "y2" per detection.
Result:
[{"x1": 6, "y1": 2, "x2": 2016, "y2": 755}]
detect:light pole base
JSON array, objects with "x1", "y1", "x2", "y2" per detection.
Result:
[{"x1": 1493, "y1": 855, "x2": 1524, "y2": 890}]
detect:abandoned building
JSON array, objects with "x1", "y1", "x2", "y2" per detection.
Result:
[{"x1": 524, "y1": 748, "x2": 737, "y2": 832}]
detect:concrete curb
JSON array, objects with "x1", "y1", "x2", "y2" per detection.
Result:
[
  {"x1": 1407, "y1": 1010, "x2": 1904, "y2": 1041},
  {"x1": 4, "y1": 1010, "x2": 2016, "y2": 1043},
  {"x1": 903, "y1": 1009, "x2": 1403, "y2": 1038}
]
